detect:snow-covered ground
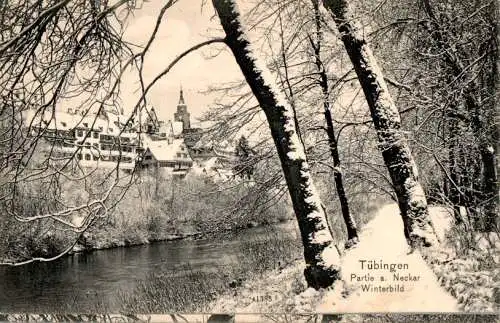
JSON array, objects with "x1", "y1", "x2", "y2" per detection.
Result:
[
  {"x1": 210, "y1": 203, "x2": 463, "y2": 314},
  {"x1": 317, "y1": 203, "x2": 458, "y2": 312},
  {"x1": 210, "y1": 202, "x2": 500, "y2": 315},
  {"x1": 423, "y1": 207, "x2": 499, "y2": 312}
]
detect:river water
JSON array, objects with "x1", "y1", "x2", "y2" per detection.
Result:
[{"x1": 0, "y1": 224, "x2": 297, "y2": 313}]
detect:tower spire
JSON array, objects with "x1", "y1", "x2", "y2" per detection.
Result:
[
  {"x1": 174, "y1": 84, "x2": 190, "y2": 130},
  {"x1": 179, "y1": 85, "x2": 185, "y2": 105}
]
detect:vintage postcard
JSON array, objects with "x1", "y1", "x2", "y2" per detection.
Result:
[{"x1": 0, "y1": 0, "x2": 498, "y2": 322}]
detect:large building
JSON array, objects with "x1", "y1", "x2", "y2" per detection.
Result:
[
  {"x1": 24, "y1": 88, "x2": 235, "y2": 175},
  {"x1": 25, "y1": 108, "x2": 140, "y2": 170}
]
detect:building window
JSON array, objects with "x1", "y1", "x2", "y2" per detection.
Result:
[
  {"x1": 77, "y1": 154, "x2": 82, "y2": 160},
  {"x1": 98, "y1": 126, "x2": 103, "y2": 131},
  {"x1": 85, "y1": 142, "x2": 91, "y2": 148},
  {"x1": 76, "y1": 130, "x2": 83, "y2": 137},
  {"x1": 176, "y1": 153, "x2": 181, "y2": 157},
  {"x1": 83, "y1": 122, "x2": 88, "y2": 128},
  {"x1": 85, "y1": 154, "x2": 91, "y2": 160},
  {"x1": 93, "y1": 132, "x2": 98, "y2": 139},
  {"x1": 93, "y1": 155, "x2": 98, "y2": 161},
  {"x1": 100, "y1": 134, "x2": 115, "y2": 142},
  {"x1": 109, "y1": 128, "x2": 114, "y2": 133},
  {"x1": 61, "y1": 122, "x2": 67, "y2": 127},
  {"x1": 145, "y1": 155, "x2": 152, "y2": 160}
]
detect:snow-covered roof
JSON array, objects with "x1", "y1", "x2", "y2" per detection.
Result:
[
  {"x1": 191, "y1": 120, "x2": 212, "y2": 129},
  {"x1": 160, "y1": 120, "x2": 183, "y2": 137},
  {"x1": 192, "y1": 136, "x2": 214, "y2": 150},
  {"x1": 202, "y1": 157, "x2": 219, "y2": 169},
  {"x1": 146, "y1": 139, "x2": 192, "y2": 162},
  {"x1": 172, "y1": 121, "x2": 183, "y2": 136},
  {"x1": 23, "y1": 109, "x2": 131, "y2": 134}
]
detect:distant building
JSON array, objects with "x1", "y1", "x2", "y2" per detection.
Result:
[
  {"x1": 174, "y1": 87, "x2": 190, "y2": 130},
  {"x1": 141, "y1": 139, "x2": 193, "y2": 176},
  {"x1": 22, "y1": 87, "x2": 236, "y2": 175},
  {"x1": 170, "y1": 88, "x2": 206, "y2": 151},
  {"x1": 24, "y1": 108, "x2": 140, "y2": 170}
]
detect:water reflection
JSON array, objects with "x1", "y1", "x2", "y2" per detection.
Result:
[{"x1": 0, "y1": 225, "x2": 289, "y2": 312}]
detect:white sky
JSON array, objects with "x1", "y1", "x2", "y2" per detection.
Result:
[{"x1": 118, "y1": 0, "x2": 243, "y2": 125}]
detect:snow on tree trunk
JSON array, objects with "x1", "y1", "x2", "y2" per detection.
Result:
[
  {"x1": 212, "y1": 0, "x2": 340, "y2": 289},
  {"x1": 479, "y1": 144, "x2": 498, "y2": 231},
  {"x1": 322, "y1": 0, "x2": 438, "y2": 248}
]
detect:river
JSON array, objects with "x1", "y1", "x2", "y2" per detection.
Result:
[{"x1": 0, "y1": 224, "x2": 297, "y2": 313}]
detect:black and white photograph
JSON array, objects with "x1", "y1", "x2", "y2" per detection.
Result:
[{"x1": 0, "y1": 0, "x2": 498, "y2": 322}]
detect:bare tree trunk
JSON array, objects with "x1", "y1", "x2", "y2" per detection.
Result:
[
  {"x1": 310, "y1": 0, "x2": 358, "y2": 246},
  {"x1": 491, "y1": 0, "x2": 500, "y2": 231},
  {"x1": 447, "y1": 117, "x2": 463, "y2": 224},
  {"x1": 212, "y1": 0, "x2": 340, "y2": 289},
  {"x1": 322, "y1": 0, "x2": 438, "y2": 247},
  {"x1": 467, "y1": 93, "x2": 498, "y2": 231},
  {"x1": 479, "y1": 0, "x2": 500, "y2": 231},
  {"x1": 325, "y1": 108, "x2": 359, "y2": 244}
]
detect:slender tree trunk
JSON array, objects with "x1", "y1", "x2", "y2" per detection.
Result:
[
  {"x1": 325, "y1": 109, "x2": 359, "y2": 245},
  {"x1": 310, "y1": 0, "x2": 358, "y2": 246},
  {"x1": 323, "y1": 0, "x2": 438, "y2": 247},
  {"x1": 447, "y1": 117, "x2": 463, "y2": 224},
  {"x1": 212, "y1": 0, "x2": 340, "y2": 289},
  {"x1": 467, "y1": 93, "x2": 498, "y2": 231}
]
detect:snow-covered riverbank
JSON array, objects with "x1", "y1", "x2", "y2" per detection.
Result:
[{"x1": 210, "y1": 204, "x2": 499, "y2": 315}]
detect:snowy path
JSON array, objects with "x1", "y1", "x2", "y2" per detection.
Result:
[{"x1": 317, "y1": 204, "x2": 459, "y2": 312}]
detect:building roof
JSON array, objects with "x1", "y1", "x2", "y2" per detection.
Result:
[
  {"x1": 172, "y1": 121, "x2": 183, "y2": 136},
  {"x1": 23, "y1": 109, "x2": 134, "y2": 135},
  {"x1": 178, "y1": 87, "x2": 186, "y2": 106},
  {"x1": 146, "y1": 139, "x2": 192, "y2": 162},
  {"x1": 160, "y1": 120, "x2": 183, "y2": 137}
]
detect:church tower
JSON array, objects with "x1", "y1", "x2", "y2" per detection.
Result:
[{"x1": 174, "y1": 87, "x2": 191, "y2": 131}]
